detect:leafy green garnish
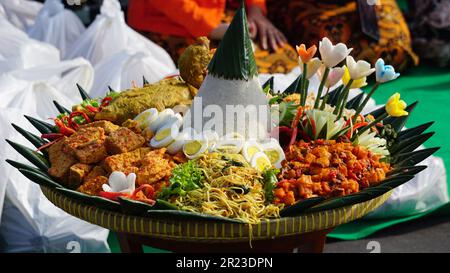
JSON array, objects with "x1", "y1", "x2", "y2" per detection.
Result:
[
  {"x1": 277, "y1": 101, "x2": 299, "y2": 126},
  {"x1": 262, "y1": 168, "x2": 279, "y2": 203},
  {"x1": 81, "y1": 98, "x2": 100, "y2": 108},
  {"x1": 158, "y1": 161, "x2": 205, "y2": 200},
  {"x1": 106, "y1": 90, "x2": 120, "y2": 100}
]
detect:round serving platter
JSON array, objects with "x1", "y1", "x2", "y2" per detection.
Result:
[{"x1": 41, "y1": 185, "x2": 391, "y2": 242}]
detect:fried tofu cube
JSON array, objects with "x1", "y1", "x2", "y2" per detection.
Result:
[
  {"x1": 48, "y1": 137, "x2": 77, "y2": 180},
  {"x1": 63, "y1": 127, "x2": 108, "y2": 164},
  {"x1": 84, "y1": 166, "x2": 107, "y2": 183},
  {"x1": 77, "y1": 176, "x2": 108, "y2": 196},
  {"x1": 63, "y1": 127, "x2": 106, "y2": 153},
  {"x1": 136, "y1": 148, "x2": 176, "y2": 185},
  {"x1": 103, "y1": 147, "x2": 152, "y2": 173},
  {"x1": 68, "y1": 163, "x2": 92, "y2": 189},
  {"x1": 79, "y1": 120, "x2": 120, "y2": 135},
  {"x1": 73, "y1": 139, "x2": 108, "y2": 164},
  {"x1": 105, "y1": 127, "x2": 145, "y2": 155}
]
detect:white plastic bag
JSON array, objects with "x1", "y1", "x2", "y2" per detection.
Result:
[
  {"x1": 0, "y1": 107, "x2": 110, "y2": 253},
  {"x1": 0, "y1": 0, "x2": 42, "y2": 31},
  {"x1": 0, "y1": 17, "x2": 60, "y2": 73},
  {"x1": 65, "y1": 0, "x2": 176, "y2": 75},
  {"x1": 90, "y1": 49, "x2": 176, "y2": 98},
  {"x1": 367, "y1": 152, "x2": 448, "y2": 219},
  {"x1": 0, "y1": 58, "x2": 94, "y2": 119},
  {"x1": 27, "y1": 0, "x2": 85, "y2": 58}
]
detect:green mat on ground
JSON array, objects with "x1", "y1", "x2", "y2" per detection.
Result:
[{"x1": 328, "y1": 65, "x2": 450, "y2": 240}]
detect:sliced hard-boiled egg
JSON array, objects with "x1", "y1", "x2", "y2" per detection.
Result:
[
  {"x1": 250, "y1": 152, "x2": 272, "y2": 172},
  {"x1": 150, "y1": 123, "x2": 179, "y2": 148},
  {"x1": 172, "y1": 104, "x2": 190, "y2": 116},
  {"x1": 166, "y1": 130, "x2": 190, "y2": 154},
  {"x1": 213, "y1": 138, "x2": 244, "y2": 154},
  {"x1": 134, "y1": 108, "x2": 158, "y2": 129},
  {"x1": 183, "y1": 136, "x2": 209, "y2": 159},
  {"x1": 260, "y1": 138, "x2": 285, "y2": 168},
  {"x1": 242, "y1": 140, "x2": 263, "y2": 162},
  {"x1": 149, "y1": 109, "x2": 174, "y2": 132}
]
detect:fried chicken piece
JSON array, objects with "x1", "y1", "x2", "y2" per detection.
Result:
[
  {"x1": 178, "y1": 36, "x2": 213, "y2": 89},
  {"x1": 77, "y1": 176, "x2": 108, "y2": 196},
  {"x1": 48, "y1": 137, "x2": 77, "y2": 181},
  {"x1": 94, "y1": 77, "x2": 193, "y2": 124},
  {"x1": 105, "y1": 127, "x2": 145, "y2": 154},
  {"x1": 136, "y1": 148, "x2": 176, "y2": 186}
]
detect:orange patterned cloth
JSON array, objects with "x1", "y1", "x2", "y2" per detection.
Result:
[{"x1": 266, "y1": 0, "x2": 418, "y2": 72}]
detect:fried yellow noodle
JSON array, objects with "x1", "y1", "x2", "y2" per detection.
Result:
[{"x1": 173, "y1": 153, "x2": 281, "y2": 224}]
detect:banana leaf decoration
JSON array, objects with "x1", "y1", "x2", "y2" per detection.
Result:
[
  {"x1": 53, "y1": 100, "x2": 71, "y2": 115},
  {"x1": 143, "y1": 76, "x2": 149, "y2": 86},
  {"x1": 76, "y1": 83, "x2": 91, "y2": 100},
  {"x1": 283, "y1": 75, "x2": 301, "y2": 95},
  {"x1": 262, "y1": 76, "x2": 274, "y2": 93}
]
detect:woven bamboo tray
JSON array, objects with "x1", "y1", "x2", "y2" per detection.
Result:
[{"x1": 41, "y1": 185, "x2": 391, "y2": 243}]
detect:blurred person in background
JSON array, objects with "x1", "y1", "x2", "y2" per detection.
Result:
[
  {"x1": 266, "y1": 0, "x2": 418, "y2": 72},
  {"x1": 127, "y1": 0, "x2": 299, "y2": 74}
]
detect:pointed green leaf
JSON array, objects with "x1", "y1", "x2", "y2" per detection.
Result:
[
  {"x1": 262, "y1": 76, "x2": 274, "y2": 91},
  {"x1": 6, "y1": 159, "x2": 50, "y2": 177},
  {"x1": 207, "y1": 3, "x2": 257, "y2": 80},
  {"x1": 346, "y1": 92, "x2": 364, "y2": 110},
  {"x1": 108, "y1": 86, "x2": 115, "y2": 93},
  {"x1": 398, "y1": 122, "x2": 434, "y2": 141},
  {"x1": 283, "y1": 75, "x2": 301, "y2": 95},
  {"x1": 55, "y1": 187, "x2": 97, "y2": 205},
  {"x1": 280, "y1": 197, "x2": 325, "y2": 217},
  {"x1": 377, "y1": 175, "x2": 415, "y2": 190},
  {"x1": 24, "y1": 115, "x2": 55, "y2": 134},
  {"x1": 11, "y1": 123, "x2": 47, "y2": 150},
  {"x1": 393, "y1": 147, "x2": 440, "y2": 167},
  {"x1": 118, "y1": 197, "x2": 155, "y2": 216},
  {"x1": 327, "y1": 85, "x2": 344, "y2": 107},
  {"x1": 17, "y1": 168, "x2": 62, "y2": 188},
  {"x1": 143, "y1": 76, "x2": 149, "y2": 86},
  {"x1": 306, "y1": 193, "x2": 373, "y2": 213},
  {"x1": 53, "y1": 100, "x2": 71, "y2": 115},
  {"x1": 390, "y1": 132, "x2": 434, "y2": 155},
  {"x1": 388, "y1": 165, "x2": 427, "y2": 177},
  {"x1": 92, "y1": 196, "x2": 121, "y2": 211},
  {"x1": 6, "y1": 139, "x2": 49, "y2": 171},
  {"x1": 76, "y1": 83, "x2": 91, "y2": 100},
  {"x1": 367, "y1": 105, "x2": 386, "y2": 119}
]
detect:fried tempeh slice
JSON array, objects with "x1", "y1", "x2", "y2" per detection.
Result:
[
  {"x1": 48, "y1": 137, "x2": 77, "y2": 180},
  {"x1": 103, "y1": 147, "x2": 152, "y2": 173},
  {"x1": 105, "y1": 127, "x2": 145, "y2": 155},
  {"x1": 68, "y1": 163, "x2": 92, "y2": 189}
]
